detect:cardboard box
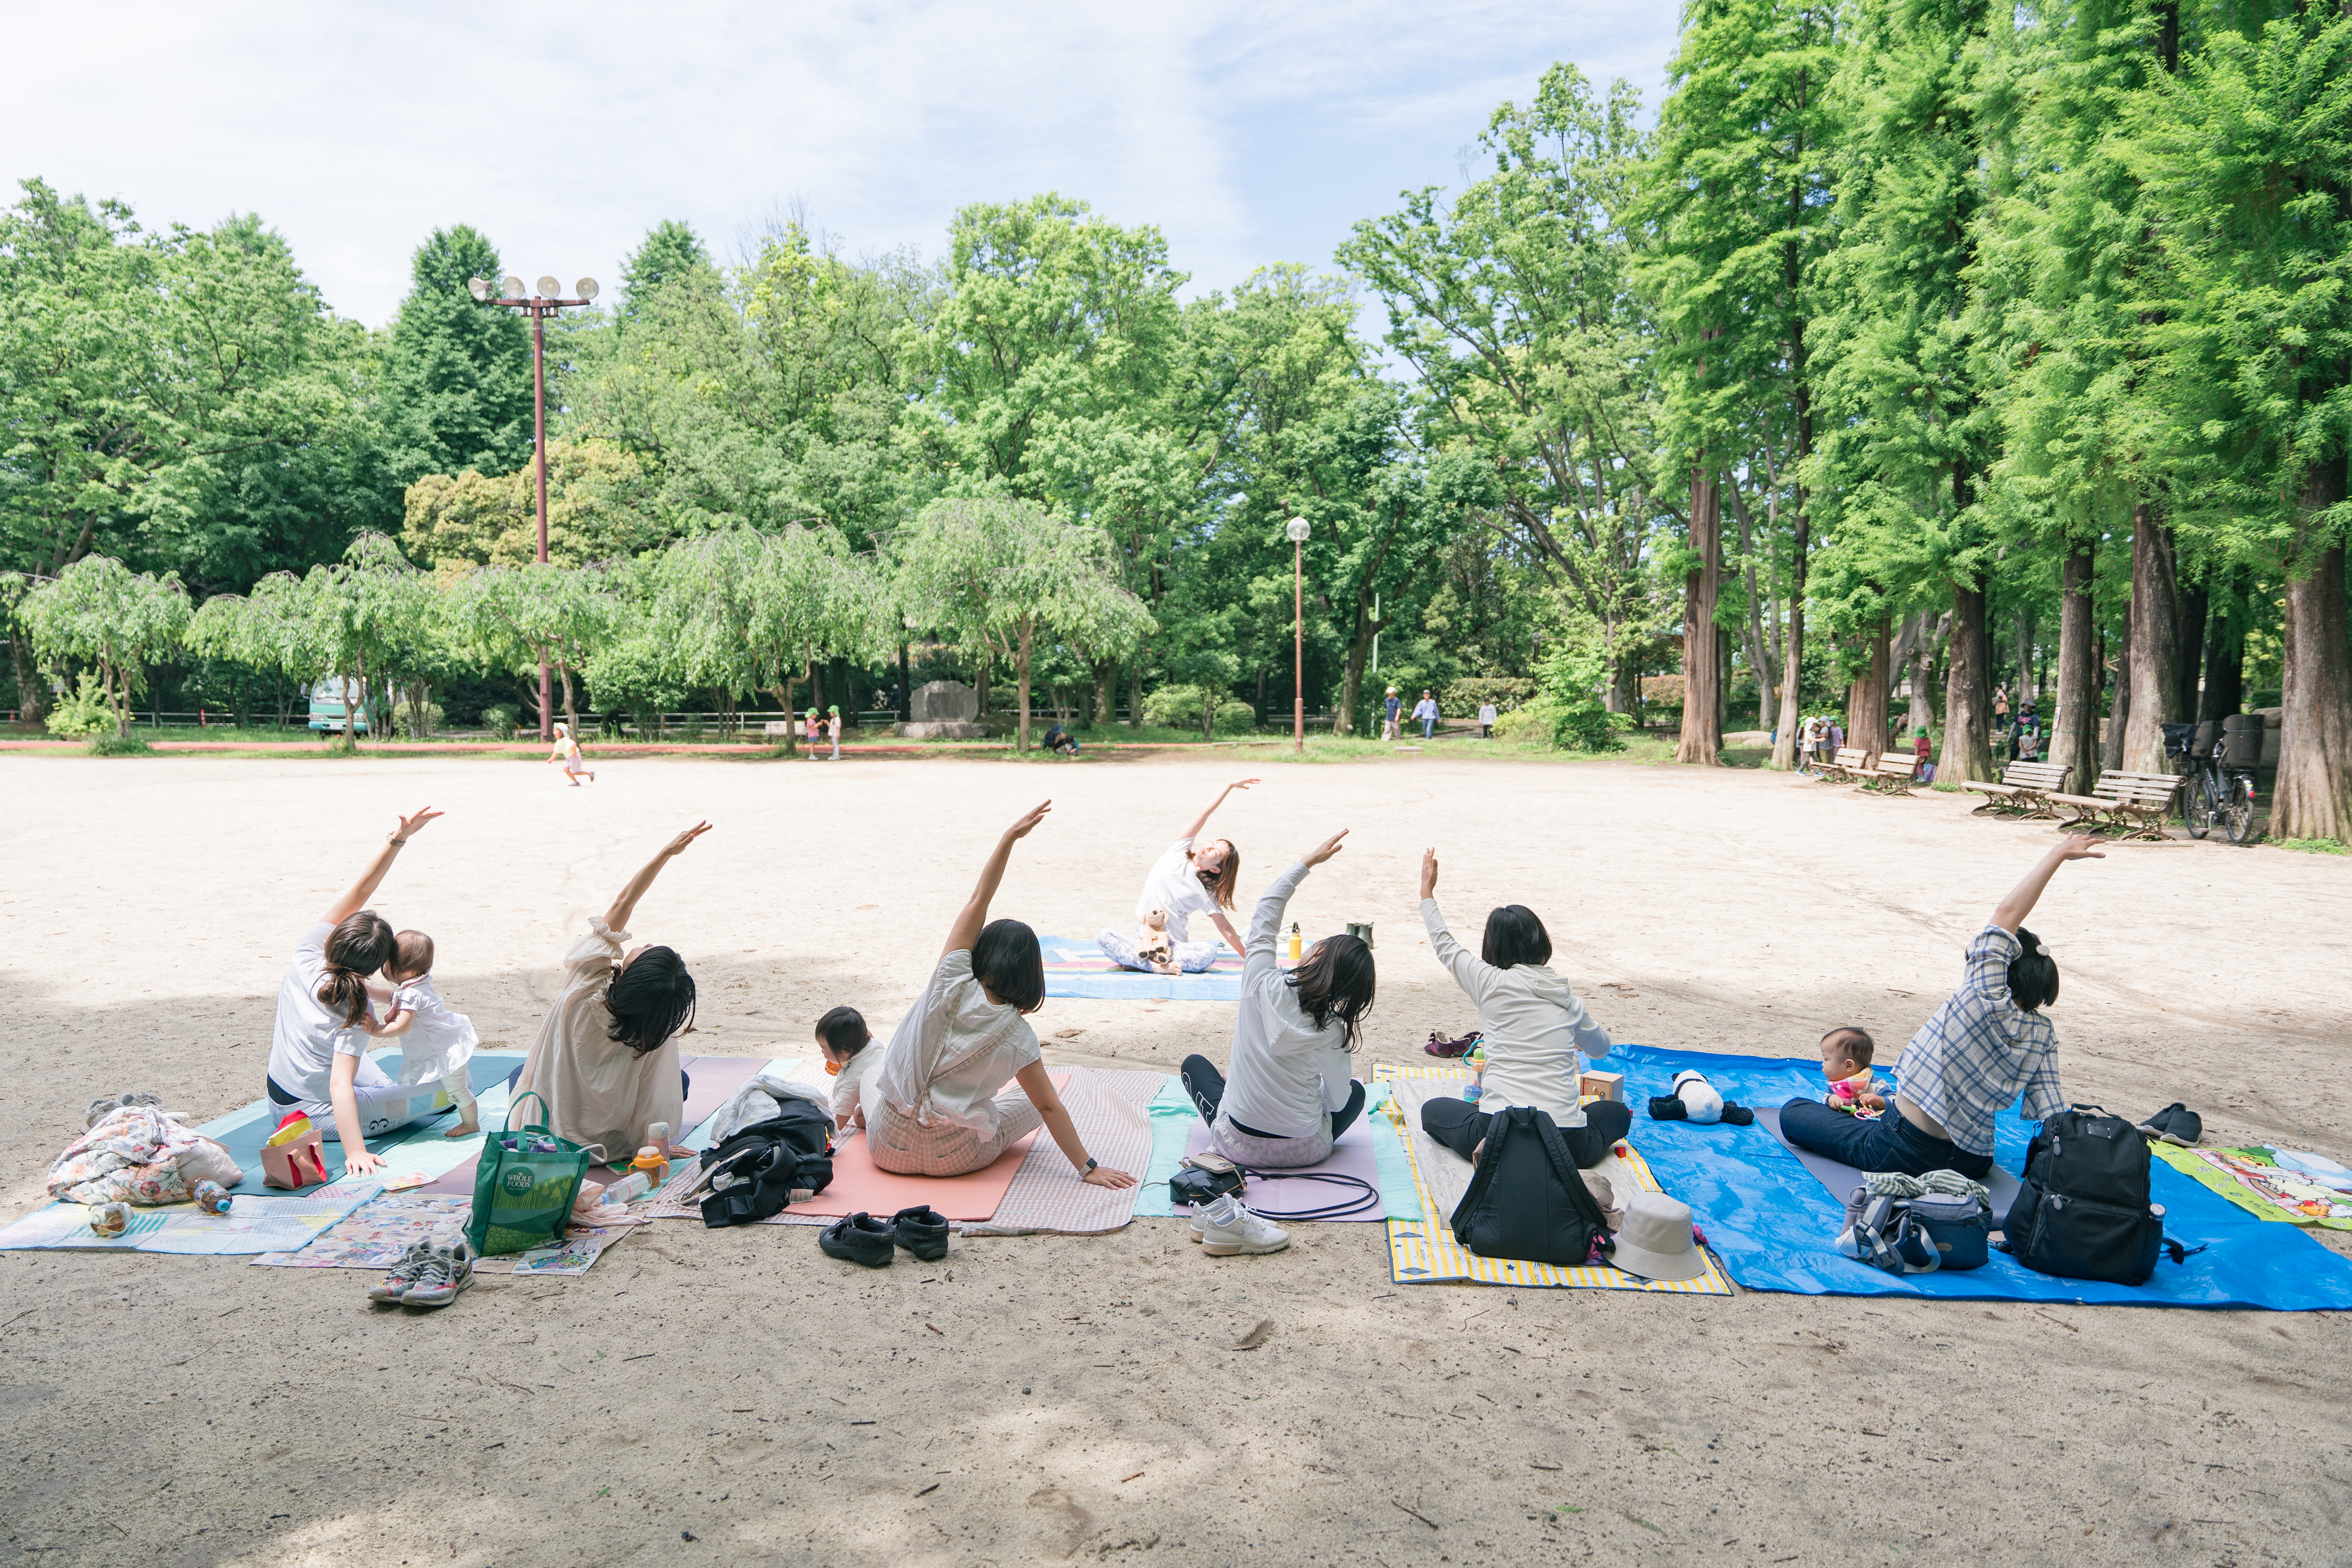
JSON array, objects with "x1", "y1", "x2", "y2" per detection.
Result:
[{"x1": 1579, "y1": 1070, "x2": 1626, "y2": 1104}]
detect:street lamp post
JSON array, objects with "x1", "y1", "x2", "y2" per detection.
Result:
[
  {"x1": 1286, "y1": 516, "x2": 1311, "y2": 755},
  {"x1": 468, "y1": 273, "x2": 599, "y2": 742}
]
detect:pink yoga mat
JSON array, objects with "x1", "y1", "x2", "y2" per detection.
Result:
[
  {"x1": 421, "y1": 1053, "x2": 774, "y2": 1197},
  {"x1": 777, "y1": 1073, "x2": 1069, "y2": 1221},
  {"x1": 1178, "y1": 1116, "x2": 1385, "y2": 1221}
]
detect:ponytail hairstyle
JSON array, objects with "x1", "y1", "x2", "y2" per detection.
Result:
[
  {"x1": 605, "y1": 946, "x2": 698, "y2": 1055},
  {"x1": 1288, "y1": 933, "x2": 1376, "y2": 1051},
  {"x1": 2009, "y1": 927, "x2": 2060, "y2": 1013},
  {"x1": 1194, "y1": 840, "x2": 1240, "y2": 911},
  {"x1": 317, "y1": 911, "x2": 397, "y2": 1027}
]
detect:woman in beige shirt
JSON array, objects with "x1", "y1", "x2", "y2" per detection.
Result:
[{"x1": 513, "y1": 823, "x2": 710, "y2": 1160}]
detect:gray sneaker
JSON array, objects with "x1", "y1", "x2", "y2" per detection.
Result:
[
  {"x1": 403, "y1": 1238, "x2": 476, "y2": 1307},
  {"x1": 367, "y1": 1240, "x2": 436, "y2": 1302}
]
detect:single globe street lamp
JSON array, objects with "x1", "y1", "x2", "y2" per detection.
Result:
[
  {"x1": 466, "y1": 273, "x2": 600, "y2": 741},
  {"x1": 1286, "y1": 516, "x2": 1311, "y2": 755}
]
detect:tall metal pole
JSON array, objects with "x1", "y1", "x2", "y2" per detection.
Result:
[
  {"x1": 1293, "y1": 539, "x2": 1304, "y2": 755},
  {"x1": 532, "y1": 304, "x2": 552, "y2": 743}
]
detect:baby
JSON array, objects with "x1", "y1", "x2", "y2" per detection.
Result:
[
  {"x1": 361, "y1": 931, "x2": 481, "y2": 1137},
  {"x1": 1819, "y1": 1026, "x2": 1884, "y2": 1118},
  {"x1": 816, "y1": 1006, "x2": 877, "y2": 1132},
  {"x1": 1133, "y1": 908, "x2": 1177, "y2": 974}
]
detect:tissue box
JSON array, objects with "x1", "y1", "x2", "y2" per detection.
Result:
[{"x1": 1579, "y1": 1070, "x2": 1626, "y2": 1104}]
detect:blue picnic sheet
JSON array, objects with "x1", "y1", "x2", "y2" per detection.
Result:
[
  {"x1": 1039, "y1": 934, "x2": 1243, "y2": 1001},
  {"x1": 1611, "y1": 1042, "x2": 2352, "y2": 1310}
]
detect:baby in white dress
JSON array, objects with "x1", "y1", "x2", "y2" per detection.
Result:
[{"x1": 362, "y1": 930, "x2": 482, "y2": 1137}]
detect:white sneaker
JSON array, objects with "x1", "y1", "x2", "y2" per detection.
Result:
[
  {"x1": 367, "y1": 1239, "x2": 434, "y2": 1302},
  {"x1": 403, "y1": 1238, "x2": 476, "y2": 1307},
  {"x1": 1198, "y1": 1199, "x2": 1290, "y2": 1257}
]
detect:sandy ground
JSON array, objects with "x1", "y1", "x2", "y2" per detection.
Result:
[{"x1": 2, "y1": 747, "x2": 2348, "y2": 1568}]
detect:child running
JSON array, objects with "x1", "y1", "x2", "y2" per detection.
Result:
[
  {"x1": 549, "y1": 721, "x2": 595, "y2": 785},
  {"x1": 816, "y1": 1005, "x2": 877, "y2": 1132},
  {"x1": 361, "y1": 931, "x2": 481, "y2": 1137}
]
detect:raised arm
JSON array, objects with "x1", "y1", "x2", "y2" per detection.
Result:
[
  {"x1": 322, "y1": 807, "x2": 442, "y2": 925},
  {"x1": 604, "y1": 822, "x2": 713, "y2": 932},
  {"x1": 1417, "y1": 848, "x2": 1493, "y2": 1000},
  {"x1": 1243, "y1": 830, "x2": 1348, "y2": 987},
  {"x1": 1990, "y1": 834, "x2": 2104, "y2": 933},
  {"x1": 1179, "y1": 778, "x2": 1259, "y2": 844},
  {"x1": 944, "y1": 801, "x2": 1050, "y2": 958}
]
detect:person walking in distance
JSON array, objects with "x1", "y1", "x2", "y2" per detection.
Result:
[{"x1": 1412, "y1": 690, "x2": 1438, "y2": 740}]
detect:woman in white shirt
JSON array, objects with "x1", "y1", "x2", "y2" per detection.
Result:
[
  {"x1": 262, "y1": 807, "x2": 446, "y2": 1176},
  {"x1": 1178, "y1": 829, "x2": 1371, "y2": 1168},
  {"x1": 1417, "y1": 848, "x2": 1626, "y2": 1168},
  {"x1": 870, "y1": 801, "x2": 1136, "y2": 1188},
  {"x1": 1095, "y1": 778, "x2": 1256, "y2": 973}
]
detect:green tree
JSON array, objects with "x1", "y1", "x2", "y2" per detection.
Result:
[
  {"x1": 618, "y1": 219, "x2": 716, "y2": 317},
  {"x1": 401, "y1": 437, "x2": 660, "y2": 567},
  {"x1": 18, "y1": 553, "x2": 191, "y2": 735},
  {"x1": 381, "y1": 225, "x2": 532, "y2": 486},
  {"x1": 446, "y1": 559, "x2": 624, "y2": 737}
]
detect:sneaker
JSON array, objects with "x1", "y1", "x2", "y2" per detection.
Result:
[
  {"x1": 367, "y1": 1239, "x2": 435, "y2": 1302},
  {"x1": 1197, "y1": 1196, "x2": 1290, "y2": 1257},
  {"x1": 2158, "y1": 1106, "x2": 2202, "y2": 1147},
  {"x1": 2137, "y1": 1103, "x2": 2189, "y2": 1141},
  {"x1": 819, "y1": 1213, "x2": 895, "y2": 1267},
  {"x1": 891, "y1": 1205, "x2": 950, "y2": 1262},
  {"x1": 403, "y1": 1239, "x2": 476, "y2": 1307}
]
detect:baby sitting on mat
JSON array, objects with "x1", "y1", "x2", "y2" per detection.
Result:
[
  {"x1": 358, "y1": 929, "x2": 480, "y2": 1138},
  {"x1": 1818, "y1": 1026, "x2": 1886, "y2": 1119},
  {"x1": 816, "y1": 1006, "x2": 878, "y2": 1132}
]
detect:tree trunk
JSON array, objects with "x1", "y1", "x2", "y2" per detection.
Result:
[
  {"x1": 2052, "y1": 538, "x2": 2101, "y2": 792},
  {"x1": 1847, "y1": 610, "x2": 1891, "y2": 753},
  {"x1": 2198, "y1": 574, "x2": 2245, "y2": 721},
  {"x1": 1677, "y1": 466, "x2": 1724, "y2": 765},
  {"x1": 898, "y1": 641, "x2": 911, "y2": 721},
  {"x1": 2273, "y1": 515, "x2": 2352, "y2": 842},
  {"x1": 1094, "y1": 658, "x2": 1119, "y2": 733},
  {"x1": 8, "y1": 637, "x2": 46, "y2": 725},
  {"x1": 1339, "y1": 630, "x2": 1371, "y2": 739},
  {"x1": 2101, "y1": 597, "x2": 2132, "y2": 772},
  {"x1": 2120, "y1": 500, "x2": 2184, "y2": 773},
  {"x1": 2012, "y1": 606, "x2": 2036, "y2": 706},
  {"x1": 1942, "y1": 579, "x2": 1995, "y2": 784},
  {"x1": 2175, "y1": 579, "x2": 2208, "y2": 723},
  {"x1": 1729, "y1": 479, "x2": 1776, "y2": 726},
  {"x1": 1770, "y1": 510, "x2": 1812, "y2": 769},
  {"x1": 1015, "y1": 622, "x2": 1033, "y2": 753},
  {"x1": 1127, "y1": 659, "x2": 1144, "y2": 729},
  {"x1": 342, "y1": 658, "x2": 358, "y2": 745},
  {"x1": 559, "y1": 664, "x2": 579, "y2": 736}
]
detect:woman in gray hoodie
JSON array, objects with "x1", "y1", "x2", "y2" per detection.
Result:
[{"x1": 1418, "y1": 848, "x2": 1625, "y2": 1167}]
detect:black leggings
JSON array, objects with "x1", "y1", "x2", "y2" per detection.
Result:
[
  {"x1": 1180, "y1": 1054, "x2": 1366, "y2": 1145},
  {"x1": 1420, "y1": 1096, "x2": 1630, "y2": 1168}
]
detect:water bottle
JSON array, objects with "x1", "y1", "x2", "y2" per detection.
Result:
[
  {"x1": 193, "y1": 1180, "x2": 232, "y2": 1215},
  {"x1": 1288, "y1": 922, "x2": 1302, "y2": 965},
  {"x1": 1464, "y1": 1044, "x2": 1486, "y2": 1104},
  {"x1": 631, "y1": 1123, "x2": 672, "y2": 1186},
  {"x1": 602, "y1": 1169, "x2": 653, "y2": 1205}
]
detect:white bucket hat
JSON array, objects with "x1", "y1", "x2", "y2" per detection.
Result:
[{"x1": 1608, "y1": 1191, "x2": 1708, "y2": 1282}]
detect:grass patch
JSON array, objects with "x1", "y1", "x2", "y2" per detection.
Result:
[
  {"x1": 2281, "y1": 836, "x2": 2348, "y2": 855},
  {"x1": 86, "y1": 733, "x2": 155, "y2": 757}
]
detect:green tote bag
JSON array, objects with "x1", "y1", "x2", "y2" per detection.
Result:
[{"x1": 467, "y1": 1090, "x2": 595, "y2": 1256}]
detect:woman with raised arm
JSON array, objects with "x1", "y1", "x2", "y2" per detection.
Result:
[
  {"x1": 1097, "y1": 778, "x2": 1258, "y2": 973},
  {"x1": 513, "y1": 823, "x2": 711, "y2": 1163},
  {"x1": 1779, "y1": 835, "x2": 2104, "y2": 1178},
  {"x1": 869, "y1": 803, "x2": 1137, "y2": 1187},
  {"x1": 1415, "y1": 848, "x2": 1624, "y2": 1169},
  {"x1": 264, "y1": 807, "x2": 445, "y2": 1178}
]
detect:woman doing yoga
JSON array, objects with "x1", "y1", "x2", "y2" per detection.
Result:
[
  {"x1": 869, "y1": 802, "x2": 1136, "y2": 1187},
  {"x1": 1180, "y1": 828, "x2": 1372, "y2": 1169},
  {"x1": 1778, "y1": 836, "x2": 2101, "y2": 1178},
  {"x1": 263, "y1": 807, "x2": 446, "y2": 1175},
  {"x1": 1416, "y1": 848, "x2": 1627, "y2": 1167},
  {"x1": 512, "y1": 823, "x2": 710, "y2": 1162},
  {"x1": 1097, "y1": 778, "x2": 1256, "y2": 973}
]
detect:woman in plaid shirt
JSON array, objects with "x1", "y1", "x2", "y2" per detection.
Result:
[{"x1": 1780, "y1": 836, "x2": 2105, "y2": 1178}]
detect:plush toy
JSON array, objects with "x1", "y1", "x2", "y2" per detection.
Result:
[
  {"x1": 1646, "y1": 1070, "x2": 1756, "y2": 1127},
  {"x1": 1133, "y1": 908, "x2": 1176, "y2": 972}
]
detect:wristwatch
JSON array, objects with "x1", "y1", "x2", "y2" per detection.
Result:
[
  {"x1": 1081, "y1": 1158, "x2": 1098, "y2": 1176},
  {"x1": 387, "y1": 834, "x2": 407, "y2": 847}
]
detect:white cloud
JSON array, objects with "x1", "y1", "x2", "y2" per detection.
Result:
[{"x1": 5, "y1": 0, "x2": 1672, "y2": 325}]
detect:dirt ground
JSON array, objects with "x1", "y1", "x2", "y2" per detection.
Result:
[{"x1": 2, "y1": 748, "x2": 2346, "y2": 1568}]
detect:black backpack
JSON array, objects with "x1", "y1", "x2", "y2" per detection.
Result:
[
  {"x1": 698, "y1": 1102, "x2": 834, "y2": 1227},
  {"x1": 1449, "y1": 1105, "x2": 1610, "y2": 1267},
  {"x1": 2002, "y1": 1104, "x2": 2198, "y2": 1285}
]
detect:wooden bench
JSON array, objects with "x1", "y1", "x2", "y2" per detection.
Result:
[
  {"x1": 1815, "y1": 745, "x2": 1874, "y2": 784},
  {"x1": 1862, "y1": 752, "x2": 1921, "y2": 794},
  {"x1": 2048, "y1": 770, "x2": 2185, "y2": 840},
  {"x1": 1966, "y1": 760, "x2": 2073, "y2": 819}
]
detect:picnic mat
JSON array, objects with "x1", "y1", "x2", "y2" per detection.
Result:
[
  {"x1": 0, "y1": 1182, "x2": 377, "y2": 1256},
  {"x1": 1126, "y1": 1085, "x2": 1413, "y2": 1224},
  {"x1": 1756, "y1": 1107, "x2": 2025, "y2": 1228},
  {"x1": 196, "y1": 1050, "x2": 525, "y2": 1196},
  {"x1": 2151, "y1": 1142, "x2": 2352, "y2": 1231},
  {"x1": 1377, "y1": 1065, "x2": 1734, "y2": 1295},
  {"x1": 1039, "y1": 934, "x2": 1242, "y2": 1001},
  {"x1": 252, "y1": 1191, "x2": 470, "y2": 1269},
  {"x1": 1609, "y1": 1041, "x2": 2352, "y2": 1309}
]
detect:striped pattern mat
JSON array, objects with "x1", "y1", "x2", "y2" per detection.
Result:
[
  {"x1": 646, "y1": 1064, "x2": 1160, "y2": 1235},
  {"x1": 1377, "y1": 1063, "x2": 1733, "y2": 1294}
]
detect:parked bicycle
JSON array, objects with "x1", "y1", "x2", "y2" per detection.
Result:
[{"x1": 2163, "y1": 717, "x2": 2264, "y2": 844}]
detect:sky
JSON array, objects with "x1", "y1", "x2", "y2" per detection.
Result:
[{"x1": 5, "y1": 1, "x2": 1677, "y2": 328}]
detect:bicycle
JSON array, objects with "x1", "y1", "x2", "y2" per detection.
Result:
[{"x1": 2163, "y1": 719, "x2": 2262, "y2": 844}]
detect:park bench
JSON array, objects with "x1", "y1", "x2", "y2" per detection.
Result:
[
  {"x1": 1966, "y1": 760, "x2": 2073, "y2": 819},
  {"x1": 2047, "y1": 769, "x2": 2185, "y2": 841},
  {"x1": 1816, "y1": 746, "x2": 1873, "y2": 784},
  {"x1": 1861, "y1": 752, "x2": 1921, "y2": 794}
]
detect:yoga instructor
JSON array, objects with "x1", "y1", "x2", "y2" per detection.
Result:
[
  {"x1": 1779, "y1": 837, "x2": 2099, "y2": 1178},
  {"x1": 1096, "y1": 777, "x2": 1256, "y2": 973}
]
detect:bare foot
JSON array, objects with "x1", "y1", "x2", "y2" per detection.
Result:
[{"x1": 445, "y1": 1120, "x2": 480, "y2": 1139}]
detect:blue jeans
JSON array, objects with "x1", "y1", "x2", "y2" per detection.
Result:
[
  {"x1": 1421, "y1": 717, "x2": 1435, "y2": 738},
  {"x1": 1778, "y1": 1098, "x2": 1994, "y2": 1180}
]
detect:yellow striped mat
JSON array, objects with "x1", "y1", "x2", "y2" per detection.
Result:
[{"x1": 1376, "y1": 1063, "x2": 1733, "y2": 1295}]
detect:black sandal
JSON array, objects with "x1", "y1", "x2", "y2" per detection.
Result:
[{"x1": 819, "y1": 1212, "x2": 895, "y2": 1267}]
